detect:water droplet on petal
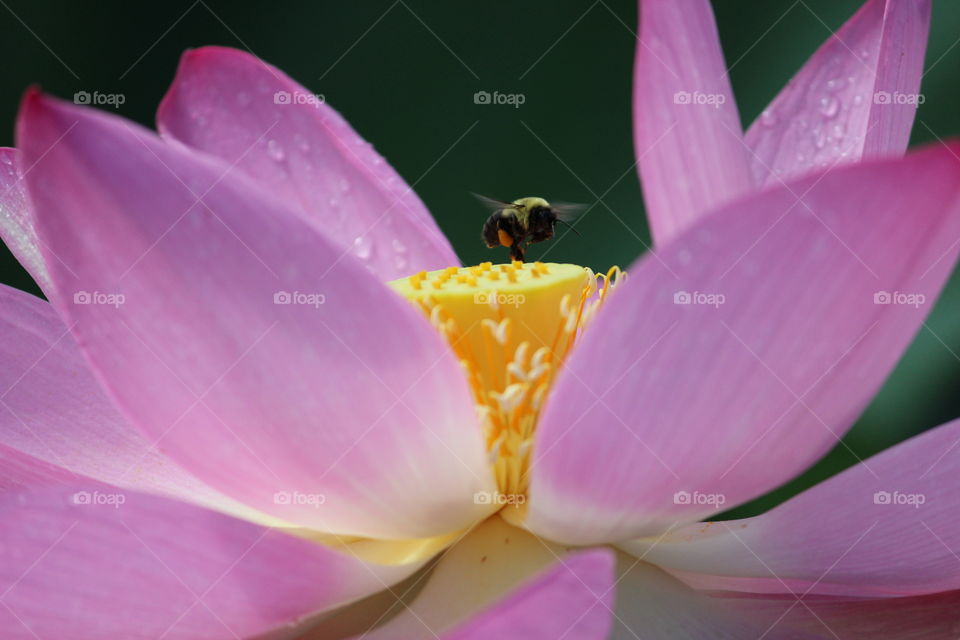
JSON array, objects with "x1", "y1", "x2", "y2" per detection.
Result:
[
  {"x1": 825, "y1": 77, "x2": 842, "y2": 92},
  {"x1": 818, "y1": 96, "x2": 840, "y2": 118},
  {"x1": 760, "y1": 109, "x2": 778, "y2": 127},
  {"x1": 266, "y1": 139, "x2": 285, "y2": 162},
  {"x1": 853, "y1": 94, "x2": 864, "y2": 106},
  {"x1": 293, "y1": 133, "x2": 310, "y2": 152},
  {"x1": 352, "y1": 235, "x2": 373, "y2": 260},
  {"x1": 812, "y1": 127, "x2": 827, "y2": 149}
]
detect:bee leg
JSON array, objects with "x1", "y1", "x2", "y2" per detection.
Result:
[{"x1": 509, "y1": 244, "x2": 526, "y2": 263}]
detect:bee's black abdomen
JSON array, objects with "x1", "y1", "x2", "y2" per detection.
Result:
[{"x1": 482, "y1": 214, "x2": 501, "y2": 248}]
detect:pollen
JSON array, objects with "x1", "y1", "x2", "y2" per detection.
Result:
[{"x1": 388, "y1": 262, "x2": 625, "y2": 502}]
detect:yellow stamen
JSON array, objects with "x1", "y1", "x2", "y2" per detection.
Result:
[{"x1": 388, "y1": 263, "x2": 623, "y2": 504}]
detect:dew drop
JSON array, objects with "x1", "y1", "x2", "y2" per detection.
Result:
[
  {"x1": 293, "y1": 133, "x2": 310, "y2": 152},
  {"x1": 391, "y1": 237, "x2": 408, "y2": 254},
  {"x1": 266, "y1": 139, "x2": 285, "y2": 162},
  {"x1": 760, "y1": 109, "x2": 778, "y2": 127},
  {"x1": 853, "y1": 94, "x2": 864, "y2": 106},
  {"x1": 824, "y1": 77, "x2": 842, "y2": 92},
  {"x1": 818, "y1": 96, "x2": 840, "y2": 118},
  {"x1": 812, "y1": 127, "x2": 827, "y2": 149},
  {"x1": 393, "y1": 254, "x2": 409, "y2": 271},
  {"x1": 352, "y1": 235, "x2": 373, "y2": 260}
]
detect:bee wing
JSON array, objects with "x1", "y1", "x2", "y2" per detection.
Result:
[
  {"x1": 549, "y1": 201, "x2": 590, "y2": 222},
  {"x1": 471, "y1": 192, "x2": 514, "y2": 213}
]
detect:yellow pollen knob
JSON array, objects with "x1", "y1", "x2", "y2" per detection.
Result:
[{"x1": 388, "y1": 263, "x2": 624, "y2": 504}]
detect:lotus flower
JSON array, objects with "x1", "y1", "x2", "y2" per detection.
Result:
[{"x1": 1, "y1": 0, "x2": 957, "y2": 638}]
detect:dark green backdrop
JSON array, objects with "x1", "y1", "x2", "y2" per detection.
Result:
[{"x1": 1, "y1": 0, "x2": 958, "y2": 515}]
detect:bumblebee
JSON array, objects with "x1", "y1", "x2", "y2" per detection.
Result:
[{"x1": 476, "y1": 194, "x2": 582, "y2": 262}]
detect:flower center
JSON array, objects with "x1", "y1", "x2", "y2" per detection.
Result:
[{"x1": 388, "y1": 261, "x2": 623, "y2": 503}]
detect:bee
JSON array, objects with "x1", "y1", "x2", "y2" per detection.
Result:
[{"x1": 475, "y1": 194, "x2": 583, "y2": 262}]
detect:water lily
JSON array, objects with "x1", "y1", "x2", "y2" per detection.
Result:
[{"x1": 1, "y1": 0, "x2": 958, "y2": 638}]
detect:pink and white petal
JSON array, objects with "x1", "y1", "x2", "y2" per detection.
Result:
[
  {"x1": 746, "y1": 0, "x2": 931, "y2": 186},
  {"x1": 157, "y1": 46, "x2": 458, "y2": 280},
  {"x1": 0, "y1": 486, "x2": 419, "y2": 640},
  {"x1": 0, "y1": 148, "x2": 54, "y2": 298},
  {"x1": 0, "y1": 283, "x2": 281, "y2": 522},
  {"x1": 440, "y1": 550, "x2": 614, "y2": 640},
  {"x1": 623, "y1": 417, "x2": 960, "y2": 598},
  {"x1": 17, "y1": 91, "x2": 494, "y2": 539},
  {"x1": 633, "y1": 0, "x2": 753, "y2": 246},
  {"x1": 527, "y1": 143, "x2": 960, "y2": 545},
  {"x1": 352, "y1": 515, "x2": 614, "y2": 640}
]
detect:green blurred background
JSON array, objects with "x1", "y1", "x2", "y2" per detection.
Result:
[{"x1": 1, "y1": 0, "x2": 958, "y2": 515}]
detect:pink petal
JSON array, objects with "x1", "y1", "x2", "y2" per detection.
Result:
[
  {"x1": 441, "y1": 550, "x2": 614, "y2": 640},
  {"x1": 0, "y1": 283, "x2": 276, "y2": 521},
  {"x1": 633, "y1": 0, "x2": 753, "y2": 245},
  {"x1": 0, "y1": 485, "x2": 418, "y2": 639},
  {"x1": 157, "y1": 46, "x2": 458, "y2": 281},
  {"x1": 624, "y1": 416, "x2": 960, "y2": 597},
  {"x1": 0, "y1": 148, "x2": 54, "y2": 298},
  {"x1": 17, "y1": 91, "x2": 495, "y2": 539},
  {"x1": 723, "y1": 589, "x2": 960, "y2": 639},
  {"x1": 349, "y1": 515, "x2": 614, "y2": 640},
  {"x1": 746, "y1": 0, "x2": 931, "y2": 186},
  {"x1": 0, "y1": 442, "x2": 78, "y2": 489},
  {"x1": 527, "y1": 142, "x2": 960, "y2": 545}
]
